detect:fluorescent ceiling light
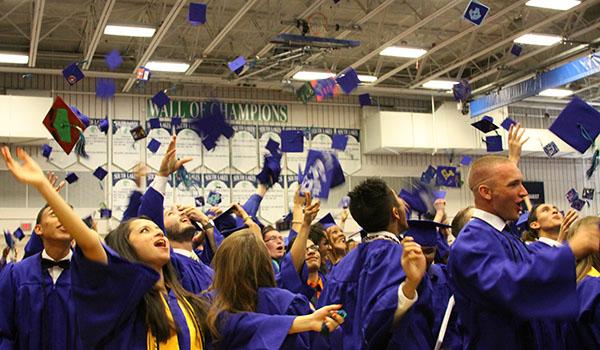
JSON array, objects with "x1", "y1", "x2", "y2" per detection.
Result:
[
  {"x1": 526, "y1": 0, "x2": 580, "y2": 11},
  {"x1": 358, "y1": 74, "x2": 377, "y2": 83},
  {"x1": 104, "y1": 24, "x2": 156, "y2": 37},
  {"x1": 0, "y1": 53, "x2": 28, "y2": 64},
  {"x1": 292, "y1": 71, "x2": 336, "y2": 81},
  {"x1": 422, "y1": 80, "x2": 457, "y2": 90},
  {"x1": 145, "y1": 61, "x2": 190, "y2": 72},
  {"x1": 538, "y1": 88, "x2": 573, "y2": 98},
  {"x1": 380, "y1": 46, "x2": 427, "y2": 58},
  {"x1": 514, "y1": 33, "x2": 562, "y2": 46}
]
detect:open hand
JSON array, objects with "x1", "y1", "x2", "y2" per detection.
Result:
[
  {"x1": 2, "y1": 147, "x2": 47, "y2": 188},
  {"x1": 508, "y1": 123, "x2": 529, "y2": 164},
  {"x1": 46, "y1": 171, "x2": 66, "y2": 192},
  {"x1": 401, "y1": 236, "x2": 426, "y2": 293},
  {"x1": 302, "y1": 193, "x2": 320, "y2": 224},
  {"x1": 158, "y1": 136, "x2": 192, "y2": 177},
  {"x1": 558, "y1": 209, "x2": 579, "y2": 242},
  {"x1": 310, "y1": 304, "x2": 345, "y2": 333}
]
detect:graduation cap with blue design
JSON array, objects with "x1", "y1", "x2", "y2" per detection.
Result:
[
  {"x1": 550, "y1": 96, "x2": 600, "y2": 178},
  {"x1": 280, "y1": 130, "x2": 305, "y2": 153},
  {"x1": 565, "y1": 188, "x2": 588, "y2": 211},
  {"x1": 227, "y1": 56, "x2": 246, "y2": 75},
  {"x1": 500, "y1": 117, "x2": 517, "y2": 131},
  {"x1": 207, "y1": 190, "x2": 222, "y2": 206},
  {"x1": 41, "y1": 144, "x2": 52, "y2": 160},
  {"x1": 405, "y1": 220, "x2": 450, "y2": 247},
  {"x1": 460, "y1": 155, "x2": 473, "y2": 166},
  {"x1": 4, "y1": 230, "x2": 14, "y2": 249},
  {"x1": 299, "y1": 149, "x2": 345, "y2": 199},
  {"x1": 399, "y1": 182, "x2": 436, "y2": 217},
  {"x1": 420, "y1": 165, "x2": 437, "y2": 184},
  {"x1": 43, "y1": 96, "x2": 89, "y2": 156},
  {"x1": 543, "y1": 141, "x2": 559, "y2": 158},
  {"x1": 62, "y1": 62, "x2": 85, "y2": 85},
  {"x1": 338, "y1": 196, "x2": 350, "y2": 209},
  {"x1": 435, "y1": 166, "x2": 459, "y2": 187},
  {"x1": 318, "y1": 213, "x2": 337, "y2": 230}
]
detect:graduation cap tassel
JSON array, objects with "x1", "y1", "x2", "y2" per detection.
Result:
[
  {"x1": 74, "y1": 127, "x2": 89, "y2": 159},
  {"x1": 578, "y1": 123, "x2": 599, "y2": 179}
]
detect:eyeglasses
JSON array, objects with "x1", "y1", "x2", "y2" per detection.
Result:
[{"x1": 306, "y1": 244, "x2": 320, "y2": 252}]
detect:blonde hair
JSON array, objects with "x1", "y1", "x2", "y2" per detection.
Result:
[
  {"x1": 564, "y1": 216, "x2": 600, "y2": 283},
  {"x1": 467, "y1": 156, "x2": 512, "y2": 193}
]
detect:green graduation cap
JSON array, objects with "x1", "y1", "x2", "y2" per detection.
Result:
[{"x1": 42, "y1": 96, "x2": 87, "y2": 155}]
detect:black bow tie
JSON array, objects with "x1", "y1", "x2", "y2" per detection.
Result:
[{"x1": 41, "y1": 258, "x2": 70, "y2": 270}]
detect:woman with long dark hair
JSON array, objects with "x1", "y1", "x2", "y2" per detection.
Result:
[
  {"x1": 206, "y1": 197, "x2": 345, "y2": 349},
  {"x1": 1, "y1": 146, "x2": 208, "y2": 349}
]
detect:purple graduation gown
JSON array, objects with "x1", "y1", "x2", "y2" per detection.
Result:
[
  {"x1": 279, "y1": 252, "x2": 326, "y2": 304},
  {"x1": 565, "y1": 275, "x2": 600, "y2": 349},
  {"x1": 448, "y1": 217, "x2": 578, "y2": 350},
  {"x1": 317, "y1": 239, "x2": 407, "y2": 350},
  {"x1": 170, "y1": 251, "x2": 214, "y2": 294},
  {"x1": 0, "y1": 253, "x2": 81, "y2": 349}
]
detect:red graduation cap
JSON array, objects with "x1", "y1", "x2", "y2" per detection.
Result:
[{"x1": 42, "y1": 96, "x2": 87, "y2": 155}]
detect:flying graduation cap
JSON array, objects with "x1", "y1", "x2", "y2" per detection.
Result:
[
  {"x1": 280, "y1": 130, "x2": 305, "y2": 153},
  {"x1": 62, "y1": 62, "x2": 85, "y2": 85},
  {"x1": 471, "y1": 116, "x2": 499, "y2": 133},
  {"x1": 190, "y1": 101, "x2": 235, "y2": 151},
  {"x1": 42, "y1": 96, "x2": 88, "y2": 155},
  {"x1": 13, "y1": 227, "x2": 25, "y2": 241},
  {"x1": 452, "y1": 79, "x2": 472, "y2": 103},
  {"x1": 405, "y1": 220, "x2": 450, "y2": 247},
  {"x1": 483, "y1": 135, "x2": 503, "y2": 152},
  {"x1": 359, "y1": 93, "x2": 372, "y2": 107},
  {"x1": 4, "y1": 230, "x2": 14, "y2": 249},
  {"x1": 227, "y1": 56, "x2": 246, "y2": 75},
  {"x1": 42, "y1": 144, "x2": 53, "y2": 159},
  {"x1": 93, "y1": 166, "x2": 108, "y2": 181},
  {"x1": 96, "y1": 78, "x2": 116, "y2": 99},
  {"x1": 189, "y1": 2, "x2": 207, "y2": 25},
  {"x1": 435, "y1": 166, "x2": 459, "y2": 188},
  {"x1": 65, "y1": 172, "x2": 79, "y2": 184},
  {"x1": 500, "y1": 117, "x2": 517, "y2": 131},
  {"x1": 336, "y1": 68, "x2": 361, "y2": 94},
  {"x1": 332, "y1": 134, "x2": 349, "y2": 151},
  {"x1": 147, "y1": 138, "x2": 161, "y2": 153},
  {"x1": 152, "y1": 90, "x2": 170, "y2": 109},
  {"x1": 105, "y1": 50, "x2": 123, "y2": 71},
  {"x1": 299, "y1": 149, "x2": 345, "y2": 199}
]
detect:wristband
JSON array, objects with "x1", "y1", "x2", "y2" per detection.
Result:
[{"x1": 292, "y1": 220, "x2": 303, "y2": 225}]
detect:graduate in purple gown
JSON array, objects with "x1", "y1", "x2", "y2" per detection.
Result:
[
  {"x1": 2, "y1": 142, "x2": 211, "y2": 349},
  {"x1": 319, "y1": 213, "x2": 348, "y2": 267},
  {"x1": 523, "y1": 204, "x2": 578, "y2": 250},
  {"x1": 317, "y1": 178, "x2": 427, "y2": 350},
  {"x1": 206, "y1": 222, "x2": 345, "y2": 350},
  {"x1": 0, "y1": 203, "x2": 80, "y2": 349},
  {"x1": 448, "y1": 156, "x2": 600, "y2": 350}
]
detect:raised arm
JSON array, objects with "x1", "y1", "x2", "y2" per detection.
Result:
[
  {"x1": 508, "y1": 123, "x2": 529, "y2": 165},
  {"x1": 1, "y1": 147, "x2": 107, "y2": 264},
  {"x1": 291, "y1": 189, "x2": 305, "y2": 233},
  {"x1": 290, "y1": 193, "x2": 320, "y2": 274}
]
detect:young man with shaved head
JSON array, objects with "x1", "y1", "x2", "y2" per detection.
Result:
[{"x1": 448, "y1": 156, "x2": 600, "y2": 350}]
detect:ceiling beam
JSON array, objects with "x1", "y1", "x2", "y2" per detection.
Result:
[
  {"x1": 409, "y1": 0, "x2": 599, "y2": 89},
  {"x1": 121, "y1": 0, "x2": 187, "y2": 92},
  {"x1": 373, "y1": 0, "x2": 528, "y2": 86},
  {"x1": 0, "y1": 1, "x2": 28, "y2": 24},
  {"x1": 28, "y1": 0, "x2": 45, "y2": 67},
  {"x1": 185, "y1": 0, "x2": 259, "y2": 76},
  {"x1": 253, "y1": 0, "x2": 327, "y2": 59},
  {"x1": 82, "y1": 0, "x2": 116, "y2": 70},
  {"x1": 347, "y1": 0, "x2": 462, "y2": 70}
]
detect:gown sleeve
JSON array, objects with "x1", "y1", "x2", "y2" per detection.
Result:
[
  {"x1": 23, "y1": 233, "x2": 44, "y2": 259},
  {"x1": 122, "y1": 190, "x2": 143, "y2": 221},
  {"x1": 70, "y1": 244, "x2": 159, "y2": 348},
  {"x1": 278, "y1": 253, "x2": 316, "y2": 301},
  {"x1": 137, "y1": 187, "x2": 166, "y2": 233},
  {"x1": 216, "y1": 312, "x2": 296, "y2": 350},
  {"x1": 0, "y1": 265, "x2": 16, "y2": 349}
]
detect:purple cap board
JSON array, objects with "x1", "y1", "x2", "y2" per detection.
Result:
[
  {"x1": 105, "y1": 50, "x2": 123, "y2": 71},
  {"x1": 13, "y1": 227, "x2": 24, "y2": 240},
  {"x1": 147, "y1": 138, "x2": 161, "y2": 153},
  {"x1": 189, "y1": 2, "x2": 207, "y2": 25},
  {"x1": 280, "y1": 130, "x2": 304, "y2": 153},
  {"x1": 336, "y1": 68, "x2": 361, "y2": 94},
  {"x1": 42, "y1": 144, "x2": 52, "y2": 159},
  {"x1": 62, "y1": 62, "x2": 84, "y2": 85},
  {"x1": 93, "y1": 167, "x2": 108, "y2": 181},
  {"x1": 65, "y1": 172, "x2": 78, "y2": 184},
  {"x1": 318, "y1": 213, "x2": 337, "y2": 229},
  {"x1": 332, "y1": 134, "x2": 349, "y2": 151},
  {"x1": 485, "y1": 135, "x2": 503, "y2": 152},
  {"x1": 500, "y1": 117, "x2": 517, "y2": 131},
  {"x1": 549, "y1": 96, "x2": 600, "y2": 154},
  {"x1": 405, "y1": 220, "x2": 450, "y2": 247},
  {"x1": 359, "y1": 93, "x2": 372, "y2": 107}
]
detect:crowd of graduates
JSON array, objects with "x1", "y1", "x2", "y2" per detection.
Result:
[{"x1": 1, "y1": 122, "x2": 600, "y2": 350}]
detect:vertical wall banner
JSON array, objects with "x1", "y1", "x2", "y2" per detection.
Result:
[
  {"x1": 231, "y1": 125, "x2": 258, "y2": 173},
  {"x1": 175, "y1": 122, "x2": 203, "y2": 171},
  {"x1": 286, "y1": 174, "x2": 300, "y2": 209},
  {"x1": 203, "y1": 137, "x2": 230, "y2": 173},
  {"x1": 203, "y1": 173, "x2": 231, "y2": 208},
  {"x1": 285, "y1": 128, "x2": 310, "y2": 173},
  {"x1": 231, "y1": 174, "x2": 257, "y2": 206},
  {"x1": 258, "y1": 125, "x2": 283, "y2": 169},
  {"x1": 335, "y1": 128, "x2": 361, "y2": 174},
  {"x1": 147, "y1": 173, "x2": 174, "y2": 204},
  {"x1": 112, "y1": 120, "x2": 142, "y2": 171},
  {"x1": 260, "y1": 176, "x2": 285, "y2": 224},
  {"x1": 310, "y1": 127, "x2": 334, "y2": 150},
  {"x1": 147, "y1": 121, "x2": 173, "y2": 171},
  {"x1": 523, "y1": 181, "x2": 545, "y2": 207},
  {"x1": 79, "y1": 118, "x2": 108, "y2": 170},
  {"x1": 175, "y1": 173, "x2": 203, "y2": 207},
  {"x1": 47, "y1": 138, "x2": 78, "y2": 169},
  {"x1": 111, "y1": 172, "x2": 137, "y2": 221}
]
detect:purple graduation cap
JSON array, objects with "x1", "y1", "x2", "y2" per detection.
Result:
[
  {"x1": 435, "y1": 166, "x2": 460, "y2": 187},
  {"x1": 549, "y1": 96, "x2": 600, "y2": 154},
  {"x1": 420, "y1": 165, "x2": 437, "y2": 184},
  {"x1": 318, "y1": 213, "x2": 337, "y2": 229},
  {"x1": 433, "y1": 190, "x2": 447, "y2": 199},
  {"x1": 62, "y1": 62, "x2": 84, "y2": 85},
  {"x1": 510, "y1": 44, "x2": 523, "y2": 57},
  {"x1": 93, "y1": 166, "x2": 108, "y2": 181},
  {"x1": 4, "y1": 230, "x2": 14, "y2": 249},
  {"x1": 299, "y1": 149, "x2": 345, "y2": 199},
  {"x1": 460, "y1": 155, "x2": 473, "y2": 166},
  {"x1": 71, "y1": 105, "x2": 90, "y2": 128},
  {"x1": 148, "y1": 118, "x2": 161, "y2": 129},
  {"x1": 543, "y1": 141, "x2": 559, "y2": 157},
  {"x1": 565, "y1": 188, "x2": 578, "y2": 203},
  {"x1": 130, "y1": 125, "x2": 147, "y2": 141},
  {"x1": 265, "y1": 138, "x2": 280, "y2": 155},
  {"x1": 100, "y1": 208, "x2": 112, "y2": 218},
  {"x1": 96, "y1": 78, "x2": 116, "y2": 99},
  {"x1": 147, "y1": 138, "x2": 161, "y2": 153},
  {"x1": 207, "y1": 190, "x2": 222, "y2": 206},
  {"x1": 471, "y1": 116, "x2": 498, "y2": 133},
  {"x1": 227, "y1": 56, "x2": 246, "y2": 75},
  {"x1": 332, "y1": 134, "x2": 349, "y2": 151},
  {"x1": 172, "y1": 116, "x2": 182, "y2": 127},
  {"x1": 571, "y1": 198, "x2": 586, "y2": 211},
  {"x1": 358, "y1": 93, "x2": 372, "y2": 107},
  {"x1": 65, "y1": 172, "x2": 79, "y2": 184},
  {"x1": 398, "y1": 182, "x2": 436, "y2": 216},
  {"x1": 189, "y1": 2, "x2": 207, "y2": 25},
  {"x1": 13, "y1": 227, "x2": 25, "y2": 241},
  {"x1": 190, "y1": 101, "x2": 235, "y2": 151},
  {"x1": 257, "y1": 153, "x2": 282, "y2": 188},
  {"x1": 452, "y1": 79, "x2": 472, "y2": 103},
  {"x1": 105, "y1": 50, "x2": 123, "y2": 71},
  {"x1": 99, "y1": 118, "x2": 110, "y2": 134},
  {"x1": 336, "y1": 68, "x2": 361, "y2": 94},
  {"x1": 516, "y1": 211, "x2": 529, "y2": 232},
  {"x1": 152, "y1": 90, "x2": 170, "y2": 109},
  {"x1": 500, "y1": 117, "x2": 517, "y2": 131},
  {"x1": 484, "y1": 135, "x2": 503, "y2": 152},
  {"x1": 276, "y1": 212, "x2": 293, "y2": 231},
  {"x1": 280, "y1": 130, "x2": 304, "y2": 153},
  {"x1": 42, "y1": 144, "x2": 53, "y2": 159},
  {"x1": 82, "y1": 214, "x2": 94, "y2": 229},
  {"x1": 405, "y1": 220, "x2": 450, "y2": 247},
  {"x1": 194, "y1": 196, "x2": 205, "y2": 207},
  {"x1": 338, "y1": 196, "x2": 350, "y2": 209}
]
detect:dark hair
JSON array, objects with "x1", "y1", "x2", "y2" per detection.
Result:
[
  {"x1": 522, "y1": 204, "x2": 542, "y2": 242},
  {"x1": 105, "y1": 217, "x2": 208, "y2": 343},
  {"x1": 261, "y1": 225, "x2": 277, "y2": 240},
  {"x1": 207, "y1": 229, "x2": 276, "y2": 341},
  {"x1": 36, "y1": 204, "x2": 50, "y2": 225},
  {"x1": 348, "y1": 178, "x2": 397, "y2": 233},
  {"x1": 451, "y1": 206, "x2": 474, "y2": 238},
  {"x1": 309, "y1": 223, "x2": 326, "y2": 245}
]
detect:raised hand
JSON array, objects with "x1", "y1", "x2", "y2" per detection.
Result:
[
  {"x1": 178, "y1": 205, "x2": 210, "y2": 225},
  {"x1": 508, "y1": 123, "x2": 529, "y2": 165},
  {"x1": 133, "y1": 162, "x2": 149, "y2": 188},
  {"x1": 158, "y1": 136, "x2": 192, "y2": 177},
  {"x1": 558, "y1": 209, "x2": 579, "y2": 243},
  {"x1": 302, "y1": 193, "x2": 320, "y2": 224},
  {"x1": 46, "y1": 171, "x2": 66, "y2": 192},
  {"x1": 2, "y1": 147, "x2": 48, "y2": 188},
  {"x1": 401, "y1": 236, "x2": 426, "y2": 299},
  {"x1": 309, "y1": 304, "x2": 345, "y2": 333}
]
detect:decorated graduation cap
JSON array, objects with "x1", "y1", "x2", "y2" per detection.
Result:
[
  {"x1": 405, "y1": 220, "x2": 450, "y2": 247},
  {"x1": 13, "y1": 227, "x2": 25, "y2": 241},
  {"x1": 4, "y1": 230, "x2": 14, "y2": 249},
  {"x1": 452, "y1": 79, "x2": 472, "y2": 103},
  {"x1": 549, "y1": 96, "x2": 600, "y2": 178},
  {"x1": 207, "y1": 190, "x2": 222, "y2": 206},
  {"x1": 42, "y1": 96, "x2": 88, "y2": 155},
  {"x1": 296, "y1": 82, "x2": 316, "y2": 104},
  {"x1": 189, "y1": 2, "x2": 207, "y2": 25},
  {"x1": 65, "y1": 172, "x2": 78, "y2": 184},
  {"x1": 105, "y1": 50, "x2": 123, "y2": 71},
  {"x1": 299, "y1": 149, "x2": 345, "y2": 199},
  {"x1": 130, "y1": 125, "x2": 147, "y2": 141},
  {"x1": 42, "y1": 144, "x2": 52, "y2": 159},
  {"x1": 543, "y1": 141, "x2": 559, "y2": 157},
  {"x1": 136, "y1": 67, "x2": 151, "y2": 81},
  {"x1": 359, "y1": 93, "x2": 372, "y2": 107},
  {"x1": 500, "y1": 117, "x2": 517, "y2": 131},
  {"x1": 484, "y1": 135, "x2": 503, "y2": 152},
  {"x1": 471, "y1": 116, "x2": 498, "y2": 133},
  {"x1": 227, "y1": 56, "x2": 246, "y2": 75},
  {"x1": 318, "y1": 213, "x2": 338, "y2": 230},
  {"x1": 100, "y1": 208, "x2": 112, "y2": 219},
  {"x1": 194, "y1": 196, "x2": 205, "y2": 207},
  {"x1": 565, "y1": 188, "x2": 588, "y2": 211},
  {"x1": 96, "y1": 78, "x2": 116, "y2": 99},
  {"x1": 582, "y1": 188, "x2": 595, "y2": 200},
  {"x1": 93, "y1": 166, "x2": 108, "y2": 181},
  {"x1": 280, "y1": 130, "x2": 305, "y2": 153},
  {"x1": 332, "y1": 134, "x2": 348, "y2": 151},
  {"x1": 436, "y1": 166, "x2": 459, "y2": 187},
  {"x1": 336, "y1": 68, "x2": 360, "y2": 94},
  {"x1": 62, "y1": 62, "x2": 84, "y2": 85},
  {"x1": 311, "y1": 77, "x2": 340, "y2": 102}
]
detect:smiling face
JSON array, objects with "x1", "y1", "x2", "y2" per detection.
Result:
[
  {"x1": 530, "y1": 204, "x2": 563, "y2": 233},
  {"x1": 305, "y1": 239, "x2": 321, "y2": 272},
  {"x1": 263, "y1": 229, "x2": 285, "y2": 259},
  {"x1": 163, "y1": 206, "x2": 196, "y2": 240},
  {"x1": 326, "y1": 225, "x2": 346, "y2": 251},
  {"x1": 488, "y1": 163, "x2": 528, "y2": 221},
  {"x1": 34, "y1": 206, "x2": 72, "y2": 244},
  {"x1": 127, "y1": 218, "x2": 170, "y2": 270}
]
